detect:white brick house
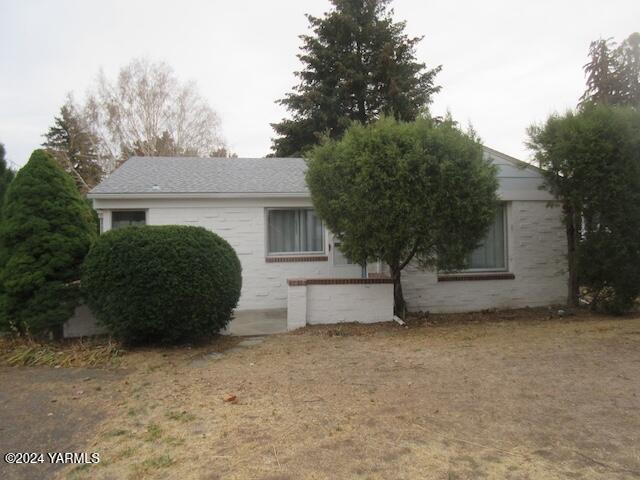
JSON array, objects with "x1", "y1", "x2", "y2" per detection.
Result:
[{"x1": 86, "y1": 147, "x2": 567, "y2": 331}]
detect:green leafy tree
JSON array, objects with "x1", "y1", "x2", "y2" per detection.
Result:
[
  {"x1": 0, "y1": 150, "x2": 96, "y2": 335},
  {"x1": 306, "y1": 117, "x2": 499, "y2": 314},
  {"x1": 0, "y1": 143, "x2": 15, "y2": 211},
  {"x1": 527, "y1": 105, "x2": 640, "y2": 312},
  {"x1": 271, "y1": 0, "x2": 441, "y2": 157},
  {"x1": 580, "y1": 32, "x2": 640, "y2": 108},
  {"x1": 42, "y1": 98, "x2": 104, "y2": 193}
]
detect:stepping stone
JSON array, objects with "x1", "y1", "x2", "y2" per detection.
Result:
[
  {"x1": 236, "y1": 336, "x2": 265, "y2": 347},
  {"x1": 224, "y1": 337, "x2": 266, "y2": 354},
  {"x1": 205, "y1": 352, "x2": 224, "y2": 360},
  {"x1": 190, "y1": 351, "x2": 224, "y2": 367}
]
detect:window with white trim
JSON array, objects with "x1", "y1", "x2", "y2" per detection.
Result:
[
  {"x1": 267, "y1": 208, "x2": 324, "y2": 255},
  {"x1": 112, "y1": 211, "x2": 146, "y2": 230},
  {"x1": 466, "y1": 204, "x2": 507, "y2": 271}
]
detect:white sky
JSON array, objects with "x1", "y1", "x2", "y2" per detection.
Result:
[{"x1": 1, "y1": 0, "x2": 638, "y2": 169}]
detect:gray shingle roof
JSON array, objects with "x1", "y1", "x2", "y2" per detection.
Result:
[
  {"x1": 89, "y1": 148, "x2": 540, "y2": 197},
  {"x1": 89, "y1": 156, "x2": 308, "y2": 196}
]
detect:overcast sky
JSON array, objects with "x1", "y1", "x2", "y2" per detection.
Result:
[{"x1": 1, "y1": 0, "x2": 638, "y2": 169}]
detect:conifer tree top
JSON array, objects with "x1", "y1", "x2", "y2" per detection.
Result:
[{"x1": 271, "y1": 0, "x2": 441, "y2": 157}]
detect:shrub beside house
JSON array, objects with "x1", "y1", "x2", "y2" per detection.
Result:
[
  {"x1": 528, "y1": 105, "x2": 640, "y2": 313},
  {"x1": 305, "y1": 117, "x2": 500, "y2": 315},
  {"x1": 82, "y1": 225, "x2": 242, "y2": 343},
  {"x1": 0, "y1": 150, "x2": 96, "y2": 337}
]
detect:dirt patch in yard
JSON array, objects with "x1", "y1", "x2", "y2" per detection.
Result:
[
  {"x1": 0, "y1": 366, "x2": 126, "y2": 480},
  {"x1": 6, "y1": 309, "x2": 640, "y2": 479}
]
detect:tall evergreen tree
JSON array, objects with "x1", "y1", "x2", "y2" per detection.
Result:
[
  {"x1": 618, "y1": 32, "x2": 640, "y2": 106},
  {"x1": 0, "y1": 143, "x2": 15, "y2": 212},
  {"x1": 271, "y1": 0, "x2": 441, "y2": 157},
  {"x1": 43, "y1": 99, "x2": 103, "y2": 193},
  {"x1": 0, "y1": 150, "x2": 96, "y2": 336},
  {"x1": 580, "y1": 32, "x2": 640, "y2": 108}
]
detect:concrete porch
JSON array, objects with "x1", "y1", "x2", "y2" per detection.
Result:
[{"x1": 224, "y1": 309, "x2": 288, "y2": 336}]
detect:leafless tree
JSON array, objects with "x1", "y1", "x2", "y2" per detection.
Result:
[{"x1": 83, "y1": 58, "x2": 227, "y2": 172}]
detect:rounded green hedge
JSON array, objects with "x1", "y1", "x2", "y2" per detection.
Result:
[{"x1": 82, "y1": 225, "x2": 242, "y2": 343}]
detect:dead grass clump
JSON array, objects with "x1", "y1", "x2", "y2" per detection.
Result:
[
  {"x1": 0, "y1": 337, "x2": 124, "y2": 368},
  {"x1": 165, "y1": 411, "x2": 197, "y2": 423},
  {"x1": 409, "y1": 305, "x2": 590, "y2": 326},
  {"x1": 296, "y1": 321, "x2": 405, "y2": 337}
]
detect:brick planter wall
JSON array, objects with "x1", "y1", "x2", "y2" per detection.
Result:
[{"x1": 286, "y1": 277, "x2": 394, "y2": 330}]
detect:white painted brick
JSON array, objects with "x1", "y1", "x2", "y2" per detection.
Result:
[
  {"x1": 306, "y1": 284, "x2": 393, "y2": 325},
  {"x1": 401, "y1": 201, "x2": 567, "y2": 312},
  {"x1": 111, "y1": 200, "x2": 363, "y2": 311},
  {"x1": 287, "y1": 284, "x2": 307, "y2": 330},
  {"x1": 94, "y1": 198, "x2": 566, "y2": 316}
]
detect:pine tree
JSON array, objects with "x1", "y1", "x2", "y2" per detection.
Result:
[
  {"x1": 580, "y1": 32, "x2": 640, "y2": 108},
  {"x1": 618, "y1": 32, "x2": 640, "y2": 107},
  {"x1": 271, "y1": 0, "x2": 441, "y2": 157},
  {"x1": 0, "y1": 150, "x2": 96, "y2": 335},
  {"x1": 43, "y1": 100, "x2": 103, "y2": 193}
]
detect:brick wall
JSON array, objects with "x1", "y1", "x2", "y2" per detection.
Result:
[
  {"x1": 93, "y1": 198, "x2": 567, "y2": 317},
  {"x1": 401, "y1": 201, "x2": 568, "y2": 312},
  {"x1": 63, "y1": 304, "x2": 107, "y2": 338},
  {"x1": 142, "y1": 203, "x2": 363, "y2": 311}
]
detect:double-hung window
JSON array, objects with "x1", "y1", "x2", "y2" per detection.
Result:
[
  {"x1": 267, "y1": 208, "x2": 324, "y2": 255},
  {"x1": 466, "y1": 204, "x2": 507, "y2": 271}
]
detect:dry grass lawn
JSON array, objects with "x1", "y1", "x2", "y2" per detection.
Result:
[{"x1": 45, "y1": 309, "x2": 640, "y2": 479}]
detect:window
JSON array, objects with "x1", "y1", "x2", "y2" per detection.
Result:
[
  {"x1": 267, "y1": 209, "x2": 324, "y2": 254},
  {"x1": 112, "y1": 210, "x2": 146, "y2": 230},
  {"x1": 467, "y1": 204, "x2": 507, "y2": 271},
  {"x1": 333, "y1": 241, "x2": 354, "y2": 265}
]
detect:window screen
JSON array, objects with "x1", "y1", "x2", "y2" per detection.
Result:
[
  {"x1": 112, "y1": 211, "x2": 146, "y2": 230},
  {"x1": 267, "y1": 209, "x2": 324, "y2": 254},
  {"x1": 467, "y1": 205, "x2": 506, "y2": 270}
]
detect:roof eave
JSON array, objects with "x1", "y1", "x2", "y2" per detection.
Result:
[
  {"x1": 483, "y1": 146, "x2": 544, "y2": 173},
  {"x1": 87, "y1": 191, "x2": 311, "y2": 200}
]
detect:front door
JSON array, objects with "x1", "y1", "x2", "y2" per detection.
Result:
[{"x1": 329, "y1": 236, "x2": 366, "y2": 278}]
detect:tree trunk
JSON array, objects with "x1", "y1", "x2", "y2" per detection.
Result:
[
  {"x1": 355, "y1": 39, "x2": 367, "y2": 123},
  {"x1": 389, "y1": 263, "x2": 405, "y2": 317},
  {"x1": 564, "y1": 204, "x2": 580, "y2": 307}
]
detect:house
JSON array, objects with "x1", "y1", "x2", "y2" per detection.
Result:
[{"x1": 81, "y1": 147, "x2": 567, "y2": 334}]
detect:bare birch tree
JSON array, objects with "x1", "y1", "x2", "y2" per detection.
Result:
[{"x1": 83, "y1": 58, "x2": 227, "y2": 172}]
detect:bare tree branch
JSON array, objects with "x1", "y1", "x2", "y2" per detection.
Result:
[{"x1": 83, "y1": 58, "x2": 227, "y2": 172}]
